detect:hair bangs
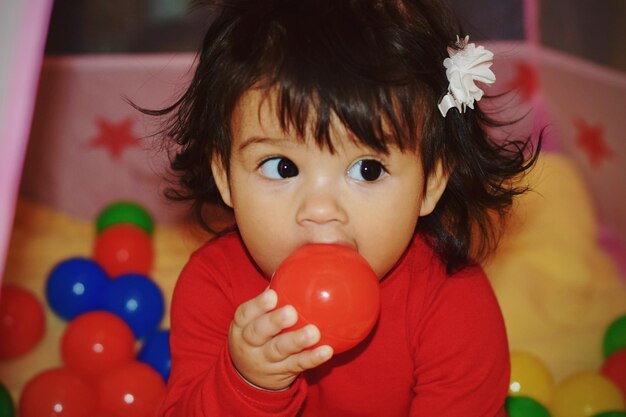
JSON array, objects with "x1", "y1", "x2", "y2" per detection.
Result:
[{"x1": 238, "y1": 2, "x2": 429, "y2": 154}]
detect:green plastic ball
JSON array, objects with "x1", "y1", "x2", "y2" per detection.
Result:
[
  {"x1": 592, "y1": 412, "x2": 626, "y2": 417},
  {"x1": 505, "y1": 395, "x2": 551, "y2": 417},
  {"x1": 96, "y1": 201, "x2": 154, "y2": 236},
  {"x1": 603, "y1": 315, "x2": 626, "y2": 359},
  {"x1": 0, "y1": 382, "x2": 15, "y2": 417}
]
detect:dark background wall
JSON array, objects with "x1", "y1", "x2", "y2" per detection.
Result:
[{"x1": 44, "y1": 0, "x2": 625, "y2": 73}]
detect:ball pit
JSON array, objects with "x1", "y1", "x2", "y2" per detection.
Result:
[
  {"x1": 507, "y1": 316, "x2": 626, "y2": 417},
  {"x1": 2, "y1": 13, "x2": 626, "y2": 414},
  {"x1": 2, "y1": 172, "x2": 626, "y2": 414},
  {"x1": 0, "y1": 200, "x2": 174, "y2": 416}
]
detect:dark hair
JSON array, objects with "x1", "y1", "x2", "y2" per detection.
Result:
[{"x1": 144, "y1": 0, "x2": 540, "y2": 273}]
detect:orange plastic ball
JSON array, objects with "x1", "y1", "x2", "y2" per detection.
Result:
[
  {"x1": 508, "y1": 350, "x2": 555, "y2": 406},
  {"x1": 97, "y1": 361, "x2": 166, "y2": 417},
  {"x1": 270, "y1": 244, "x2": 380, "y2": 354},
  {"x1": 61, "y1": 311, "x2": 135, "y2": 382},
  {"x1": 93, "y1": 224, "x2": 153, "y2": 278},
  {"x1": 0, "y1": 285, "x2": 45, "y2": 359},
  {"x1": 19, "y1": 367, "x2": 96, "y2": 417},
  {"x1": 550, "y1": 371, "x2": 625, "y2": 417}
]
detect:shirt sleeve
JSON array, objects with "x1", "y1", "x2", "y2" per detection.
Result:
[
  {"x1": 408, "y1": 266, "x2": 510, "y2": 417},
  {"x1": 159, "y1": 247, "x2": 308, "y2": 417}
]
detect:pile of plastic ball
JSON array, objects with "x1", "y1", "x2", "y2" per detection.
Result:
[
  {"x1": 1, "y1": 199, "x2": 625, "y2": 416},
  {"x1": 0, "y1": 201, "x2": 171, "y2": 417},
  {"x1": 506, "y1": 314, "x2": 626, "y2": 417}
]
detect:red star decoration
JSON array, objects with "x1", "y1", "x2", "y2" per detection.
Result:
[
  {"x1": 574, "y1": 118, "x2": 612, "y2": 167},
  {"x1": 506, "y1": 61, "x2": 540, "y2": 102},
  {"x1": 88, "y1": 117, "x2": 140, "y2": 160}
]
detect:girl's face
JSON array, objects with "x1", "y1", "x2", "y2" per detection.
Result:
[{"x1": 213, "y1": 88, "x2": 448, "y2": 279}]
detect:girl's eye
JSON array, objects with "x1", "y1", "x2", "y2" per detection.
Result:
[
  {"x1": 347, "y1": 159, "x2": 387, "y2": 182},
  {"x1": 259, "y1": 157, "x2": 299, "y2": 179}
]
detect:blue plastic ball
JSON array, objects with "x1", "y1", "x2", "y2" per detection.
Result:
[
  {"x1": 138, "y1": 329, "x2": 171, "y2": 382},
  {"x1": 45, "y1": 257, "x2": 109, "y2": 320},
  {"x1": 101, "y1": 273, "x2": 165, "y2": 339}
]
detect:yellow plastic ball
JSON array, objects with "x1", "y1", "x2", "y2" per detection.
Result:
[
  {"x1": 550, "y1": 371, "x2": 625, "y2": 417},
  {"x1": 509, "y1": 350, "x2": 555, "y2": 405}
]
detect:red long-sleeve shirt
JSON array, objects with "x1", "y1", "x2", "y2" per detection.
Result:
[{"x1": 161, "y1": 232, "x2": 509, "y2": 416}]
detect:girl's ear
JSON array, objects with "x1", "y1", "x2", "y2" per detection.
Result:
[
  {"x1": 211, "y1": 156, "x2": 233, "y2": 208},
  {"x1": 419, "y1": 159, "x2": 449, "y2": 216}
]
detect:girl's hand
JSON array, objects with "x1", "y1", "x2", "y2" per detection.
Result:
[{"x1": 228, "y1": 289, "x2": 334, "y2": 391}]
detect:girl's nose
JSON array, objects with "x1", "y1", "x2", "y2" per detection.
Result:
[{"x1": 295, "y1": 184, "x2": 348, "y2": 226}]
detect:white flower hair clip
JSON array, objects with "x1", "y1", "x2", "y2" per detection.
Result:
[{"x1": 438, "y1": 35, "x2": 496, "y2": 117}]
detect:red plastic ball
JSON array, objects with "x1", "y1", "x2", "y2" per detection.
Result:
[
  {"x1": 270, "y1": 244, "x2": 380, "y2": 354},
  {"x1": 93, "y1": 224, "x2": 153, "y2": 278},
  {"x1": 19, "y1": 367, "x2": 97, "y2": 417},
  {"x1": 96, "y1": 361, "x2": 166, "y2": 417},
  {"x1": 0, "y1": 285, "x2": 45, "y2": 359},
  {"x1": 61, "y1": 311, "x2": 135, "y2": 382},
  {"x1": 601, "y1": 348, "x2": 626, "y2": 400}
]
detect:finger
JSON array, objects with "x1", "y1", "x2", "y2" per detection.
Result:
[
  {"x1": 282, "y1": 345, "x2": 334, "y2": 373},
  {"x1": 232, "y1": 289, "x2": 277, "y2": 329},
  {"x1": 264, "y1": 324, "x2": 320, "y2": 362},
  {"x1": 242, "y1": 305, "x2": 298, "y2": 347}
]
